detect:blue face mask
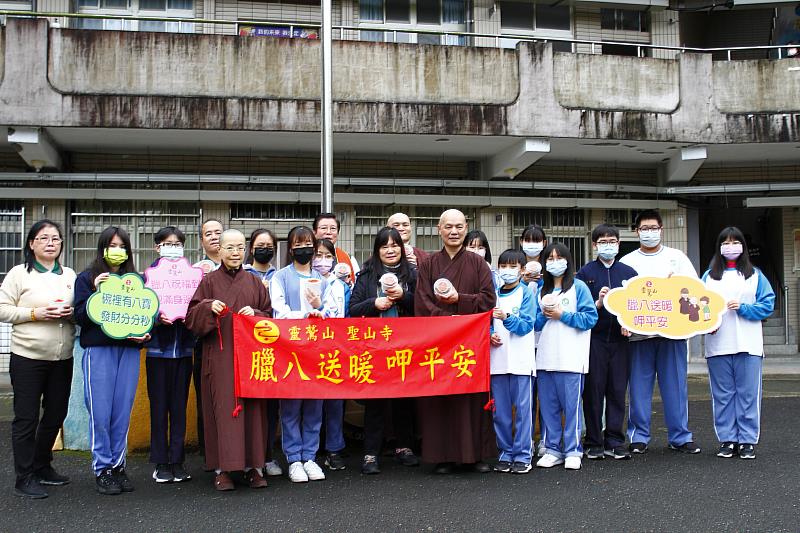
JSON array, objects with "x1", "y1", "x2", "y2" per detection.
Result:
[
  {"x1": 597, "y1": 243, "x2": 618, "y2": 261},
  {"x1": 546, "y1": 258, "x2": 568, "y2": 277},
  {"x1": 639, "y1": 230, "x2": 661, "y2": 248},
  {"x1": 498, "y1": 267, "x2": 520, "y2": 285},
  {"x1": 522, "y1": 242, "x2": 543, "y2": 258}
]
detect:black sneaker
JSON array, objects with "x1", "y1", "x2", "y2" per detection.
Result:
[
  {"x1": 361, "y1": 455, "x2": 380, "y2": 475},
  {"x1": 511, "y1": 462, "x2": 532, "y2": 475},
  {"x1": 171, "y1": 464, "x2": 192, "y2": 482},
  {"x1": 96, "y1": 468, "x2": 122, "y2": 496},
  {"x1": 629, "y1": 442, "x2": 648, "y2": 454},
  {"x1": 35, "y1": 465, "x2": 70, "y2": 486},
  {"x1": 152, "y1": 464, "x2": 173, "y2": 483},
  {"x1": 394, "y1": 448, "x2": 420, "y2": 467},
  {"x1": 738, "y1": 443, "x2": 756, "y2": 460},
  {"x1": 494, "y1": 460, "x2": 512, "y2": 473},
  {"x1": 585, "y1": 446, "x2": 605, "y2": 460},
  {"x1": 112, "y1": 466, "x2": 135, "y2": 492},
  {"x1": 604, "y1": 446, "x2": 632, "y2": 460},
  {"x1": 14, "y1": 474, "x2": 48, "y2": 499},
  {"x1": 716, "y1": 442, "x2": 737, "y2": 458},
  {"x1": 324, "y1": 452, "x2": 346, "y2": 471},
  {"x1": 669, "y1": 441, "x2": 701, "y2": 454}
]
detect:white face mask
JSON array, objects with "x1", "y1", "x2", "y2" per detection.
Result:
[
  {"x1": 546, "y1": 258, "x2": 568, "y2": 277},
  {"x1": 159, "y1": 245, "x2": 184, "y2": 259},
  {"x1": 638, "y1": 230, "x2": 661, "y2": 248},
  {"x1": 498, "y1": 267, "x2": 521, "y2": 285},
  {"x1": 467, "y1": 247, "x2": 486, "y2": 258},
  {"x1": 597, "y1": 243, "x2": 619, "y2": 261},
  {"x1": 522, "y1": 242, "x2": 544, "y2": 258}
]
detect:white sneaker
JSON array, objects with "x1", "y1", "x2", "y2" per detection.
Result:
[
  {"x1": 264, "y1": 460, "x2": 283, "y2": 477},
  {"x1": 536, "y1": 453, "x2": 564, "y2": 468},
  {"x1": 303, "y1": 460, "x2": 326, "y2": 481},
  {"x1": 564, "y1": 456, "x2": 582, "y2": 470},
  {"x1": 288, "y1": 461, "x2": 308, "y2": 483}
]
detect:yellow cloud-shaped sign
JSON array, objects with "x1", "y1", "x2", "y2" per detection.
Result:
[
  {"x1": 87, "y1": 273, "x2": 160, "y2": 340},
  {"x1": 604, "y1": 275, "x2": 726, "y2": 340}
]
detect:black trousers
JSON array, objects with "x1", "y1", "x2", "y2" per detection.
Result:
[
  {"x1": 363, "y1": 398, "x2": 415, "y2": 457},
  {"x1": 192, "y1": 345, "x2": 204, "y2": 454},
  {"x1": 582, "y1": 337, "x2": 630, "y2": 449},
  {"x1": 146, "y1": 357, "x2": 193, "y2": 464},
  {"x1": 10, "y1": 353, "x2": 73, "y2": 482}
]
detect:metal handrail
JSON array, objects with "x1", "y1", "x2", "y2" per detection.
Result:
[
  {"x1": 784, "y1": 285, "x2": 790, "y2": 345},
  {"x1": 2, "y1": 10, "x2": 800, "y2": 58}
]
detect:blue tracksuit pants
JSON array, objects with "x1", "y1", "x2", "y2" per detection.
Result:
[
  {"x1": 627, "y1": 337, "x2": 693, "y2": 446},
  {"x1": 538, "y1": 371, "x2": 584, "y2": 458},
  {"x1": 82, "y1": 345, "x2": 140, "y2": 475},
  {"x1": 707, "y1": 353, "x2": 762, "y2": 444},
  {"x1": 491, "y1": 374, "x2": 533, "y2": 464},
  {"x1": 323, "y1": 399, "x2": 345, "y2": 453},
  {"x1": 281, "y1": 399, "x2": 323, "y2": 463}
]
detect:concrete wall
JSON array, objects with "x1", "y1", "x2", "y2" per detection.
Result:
[
  {"x1": 713, "y1": 59, "x2": 800, "y2": 114},
  {"x1": 2, "y1": 19, "x2": 799, "y2": 142}
]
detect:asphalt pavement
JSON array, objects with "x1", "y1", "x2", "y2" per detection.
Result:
[{"x1": 0, "y1": 376, "x2": 798, "y2": 532}]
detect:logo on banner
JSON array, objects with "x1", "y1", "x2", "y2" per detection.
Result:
[{"x1": 253, "y1": 319, "x2": 281, "y2": 345}]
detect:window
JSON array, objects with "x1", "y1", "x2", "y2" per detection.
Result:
[
  {"x1": 511, "y1": 207, "x2": 588, "y2": 267},
  {"x1": 0, "y1": 201, "x2": 23, "y2": 283},
  {"x1": 75, "y1": 0, "x2": 195, "y2": 33},
  {"x1": 600, "y1": 9, "x2": 649, "y2": 32},
  {"x1": 358, "y1": 0, "x2": 466, "y2": 46},
  {"x1": 500, "y1": 1, "x2": 570, "y2": 31}
]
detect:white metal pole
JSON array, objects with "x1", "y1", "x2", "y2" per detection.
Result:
[{"x1": 321, "y1": 0, "x2": 334, "y2": 212}]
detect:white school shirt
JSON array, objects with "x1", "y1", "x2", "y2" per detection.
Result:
[
  {"x1": 536, "y1": 285, "x2": 591, "y2": 374},
  {"x1": 703, "y1": 269, "x2": 768, "y2": 357},
  {"x1": 490, "y1": 284, "x2": 536, "y2": 376}
]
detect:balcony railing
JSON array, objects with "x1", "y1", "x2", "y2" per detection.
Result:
[{"x1": 2, "y1": 10, "x2": 800, "y2": 60}]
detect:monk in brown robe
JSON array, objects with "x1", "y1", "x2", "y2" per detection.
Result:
[
  {"x1": 185, "y1": 229, "x2": 271, "y2": 491},
  {"x1": 414, "y1": 209, "x2": 497, "y2": 474}
]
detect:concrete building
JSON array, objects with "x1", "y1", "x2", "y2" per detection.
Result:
[{"x1": 1, "y1": 0, "x2": 799, "y2": 374}]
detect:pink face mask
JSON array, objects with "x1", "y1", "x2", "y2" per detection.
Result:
[
  {"x1": 312, "y1": 257, "x2": 334, "y2": 276},
  {"x1": 720, "y1": 242, "x2": 743, "y2": 261}
]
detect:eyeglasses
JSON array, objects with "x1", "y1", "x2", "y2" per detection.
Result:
[
  {"x1": 221, "y1": 245, "x2": 245, "y2": 253},
  {"x1": 316, "y1": 226, "x2": 338, "y2": 232},
  {"x1": 159, "y1": 242, "x2": 183, "y2": 248},
  {"x1": 596, "y1": 239, "x2": 619, "y2": 245},
  {"x1": 637, "y1": 226, "x2": 661, "y2": 232},
  {"x1": 34, "y1": 236, "x2": 62, "y2": 244}
]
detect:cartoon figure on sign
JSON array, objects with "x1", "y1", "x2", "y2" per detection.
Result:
[
  {"x1": 700, "y1": 296, "x2": 711, "y2": 321},
  {"x1": 687, "y1": 296, "x2": 700, "y2": 322},
  {"x1": 679, "y1": 288, "x2": 690, "y2": 315}
]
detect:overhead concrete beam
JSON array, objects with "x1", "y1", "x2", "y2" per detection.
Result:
[
  {"x1": 7, "y1": 126, "x2": 63, "y2": 171},
  {"x1": 485, "y1": 138, "x2": 551, "y2": 179},
  {"x1": 659, "y1": 146, "x2": 706, "y2": 184}
]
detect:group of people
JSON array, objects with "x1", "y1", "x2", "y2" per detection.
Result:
[{"x1": 0, "y1": 207, "x2": 774, "y2": 498}]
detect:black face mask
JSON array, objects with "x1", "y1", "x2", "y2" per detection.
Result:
[
  {"x1": 253, "y1": 247, "x2": 274, "y2": 265},
  {"x1": 292, "y1": 246, "x2": 314, "y2": 265}
]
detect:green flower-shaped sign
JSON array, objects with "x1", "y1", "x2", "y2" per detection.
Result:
[{"x1": 87, "y1": 273, "x2": 160, "y2": 339}]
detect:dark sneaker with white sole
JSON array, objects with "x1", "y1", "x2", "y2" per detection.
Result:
[
  {"x1": 738, "y1": 443, "x2": 756, "y2": 459},
  {"x1": 152, "y1": 464, "x2": 173, "y2": 483},
  {"x1": 716, "y1": 442, "x2": 737, "y2": 458},
  {"x1": 494, "y1": 461, "x2": 512, "y2": 473},
  {"x1": 604, "y1": 446, "x2": 632, "y2": 460},
  {"x1": 585, "y1": 447, "x2": 605, "y2": 460},
  {"x1": 629, "y1": 442, "x2": 648, "y2": 454},
  {"x1": 669, "y1": 441, "x2": 701, "y2": 454},
  {"x1": 511, "y1": 462, "x2": 532, "y2": 474}
]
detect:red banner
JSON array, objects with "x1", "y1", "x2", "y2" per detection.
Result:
[{"x1": 232, "y1": 312, "x2": 491, "y2": 399}]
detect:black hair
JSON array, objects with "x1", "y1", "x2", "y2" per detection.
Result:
[
  {"x1": 591, "y1": 224, "x2": 620, "y2": 242},
  {"x1": 362, "y1": 227, "x2": 412, "y2": 283},
  {"x1": 154, "y1": 226, "x2": 186, "y2": 245},
  {"x1": 246, "y1": 228, "x2": 277, "y2": 264},
  {"x1": 89, "y1": 226, "x2": 135, "y2": 278},
  {"x1": 286, "y1": 226, "x2": 316, "y2": 259},
  {"x1": 707, "y1": 226, "x2": 755, "y2": 281},
  {"x1": 464, "y1": 229, "x2": 492, "y2": 264},
  {"x1": 520, "y1": 224, "x2": 547, "y2": 244},
  {"x1": 24, "y1": 219, "x2": 64, "y2": 273},
  {"x1": 317, "y1": 238, "x2": 336, "y2": 257},
  {"x1": 200, "y1": 218, "x2": 223, "y2": 235},
  {"x1": 633, "y1": 210, "x2": 662, "y2": 229},
  {"x1": 497, "y1": 249, "x2": 526, "y2": 268},
  {"x1": 313, "y1": 213, "x2": 340, "y2": 232},
  {"x1": 540, "y1": 242, "x2": 575, "y2": 296}
]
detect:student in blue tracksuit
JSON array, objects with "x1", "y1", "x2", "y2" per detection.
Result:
[
  {"x1": 489, "y1": 249, "x2": 536, "y2": 474},
  {"x1": 243, "y1": 228, "x2": 281, "y2": 477},
  {"x1": 702, "y1": 226, "x2": 774, "y2": 460},
  {"x1": 145, "y1": 226, "x2": 195, "y2": 484},
  {"x1": 576, "y1": 224, "x2": 637, "y2": 461},
  {"x1": 534, "y1": 243, "x2": 597, "y2": 471},
  {"x1": 270, "y1": 226, "x2": 329, "y2": 484},
  {"x1": 620, "y1": 210, "x2": 701, "y2": 455},
  {"x1": 74, "y1": 226, "x2": 151, "y2": 495},
  {"x1": 313, "y1": 238, "x2": 350, "y2": 472}
]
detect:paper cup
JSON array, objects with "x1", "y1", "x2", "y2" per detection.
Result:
[
  {"x1": 434, "y1": 278, "x2": 454, "y2": 297},
  {"x1": 404, "y1": 244, "x2": 414, "y2": 257},
  {"x1": 541, "y1": 293, "x2": 558, "y2": 309},
  {"x1": 525, "y1": 261, "x2": 542, "y2": 276},
  {"x1": 333, "y1": 262, "x2": 351, "y2": 281},
  {"x1": 380, "y1": 273, "x2": 398, "y2": 293}
]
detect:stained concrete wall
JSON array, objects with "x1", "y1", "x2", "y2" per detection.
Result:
[
  {"x1": 1, "y1": 19, "x2": 799, "y2": 143},
  {"x1": 713, "y1": 59, "x2": 800, "y2": 114}
]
